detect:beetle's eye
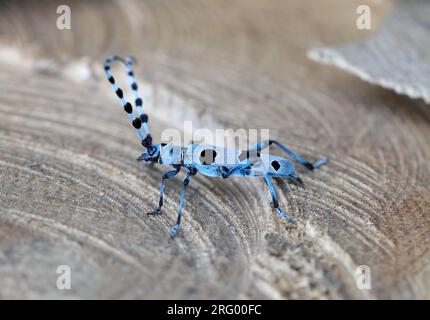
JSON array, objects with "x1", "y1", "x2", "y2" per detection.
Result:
[{"x1": 199, "y1": 149, "x2": 217, "y2": 165}]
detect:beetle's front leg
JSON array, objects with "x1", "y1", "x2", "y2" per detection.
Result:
[
  {"x1": 170, "y1": 168, "x2": 197, "y2": 238},
  {"x1": 147, "y1": 165, "x2": 181, "y2": 215}
]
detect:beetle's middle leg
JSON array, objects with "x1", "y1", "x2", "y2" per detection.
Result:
[
  {"x1": 147, "y1": 165, "x2": 181, "y2": 215},
  {"x1": 263, "y1": 174, "x2": 295, "y2": 222}
]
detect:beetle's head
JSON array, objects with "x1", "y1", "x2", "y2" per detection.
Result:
[{"x1": 137, "y1": 144, "x2": 160, "y2": 163}]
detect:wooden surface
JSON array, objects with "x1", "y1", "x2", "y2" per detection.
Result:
[{"x1": 0, "y1": 0, "x2": 429, "y2": 299}]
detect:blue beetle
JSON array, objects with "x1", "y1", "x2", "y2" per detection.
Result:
[{"x1": 105, "y1": 55, "x2": 328, "y2": 238}]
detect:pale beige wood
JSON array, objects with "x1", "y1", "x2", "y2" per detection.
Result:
[{"x1": 0, "y1": 0, "x2": 429, "y2": 299}]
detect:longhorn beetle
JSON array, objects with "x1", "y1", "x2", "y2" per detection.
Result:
[{"x1": 104, "y1": 55, "x2": 328, "y2": 238}]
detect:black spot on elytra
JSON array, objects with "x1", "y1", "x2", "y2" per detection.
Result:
[
  {"x1": 199, "y1": 149, "x2": 217, "y2": 165},
  {"x1": 271, "y1": 160, "x2": 281, "y2": 171}
]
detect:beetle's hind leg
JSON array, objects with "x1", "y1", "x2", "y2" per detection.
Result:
[
  {"x1": 312, "y1": 157, "x2": 328, "y2": 169},
  {"x1": 268, "y1": 140, "x2": 328, "y2": 170},
  {"x1": 147, "y1": 166, "x2": 181, "y2": 215},
  {"x1": 240, "y1": 140, "x2": 328, "y2": 171},
  {"x1": 263, "y1": 174, "x2": 295, "y2": 222}
]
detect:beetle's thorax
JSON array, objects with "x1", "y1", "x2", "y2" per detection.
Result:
[{"x1": 158, "y1": 143, "x2": 185, "y2": 166}]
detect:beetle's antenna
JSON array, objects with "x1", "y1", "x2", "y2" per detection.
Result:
[{"x1": 104, "y1": 55, "x2": 153, "y2": 149}]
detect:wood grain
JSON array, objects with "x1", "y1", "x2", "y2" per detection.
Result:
[{"x1": 0, "y1": 0, "x2": 429, "y2": 299}]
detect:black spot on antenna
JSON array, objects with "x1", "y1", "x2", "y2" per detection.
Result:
[
  {"x1": 116, "y1": 88, "x2": 123, "y2": 99},
  {"x1": 132, "y1": 118, "x2": 142, "y2": 129},
  {"x1": 140, "y1": 114, "x2": 148, "y2": 123},
  {"x1": 136, "y1": 98, "x2": 142, "y2": 106},
  {"x1": 124, "y1": 102, "x2": 133, "y2": 114},
  {"x1": 108, "y1": 76, "x2": 115, "y2": 84},
  {"x1": 131, "y1": 83, "x2": 138, "y2": 90}
]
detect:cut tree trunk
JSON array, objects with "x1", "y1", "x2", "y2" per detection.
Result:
[{"x1": 0, "y1": 0, "x2": 429, "y2": 299}]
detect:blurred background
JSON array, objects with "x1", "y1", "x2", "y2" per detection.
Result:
[{"x1": 0, "y1": 0, "x2": 429, "y2": 299}]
